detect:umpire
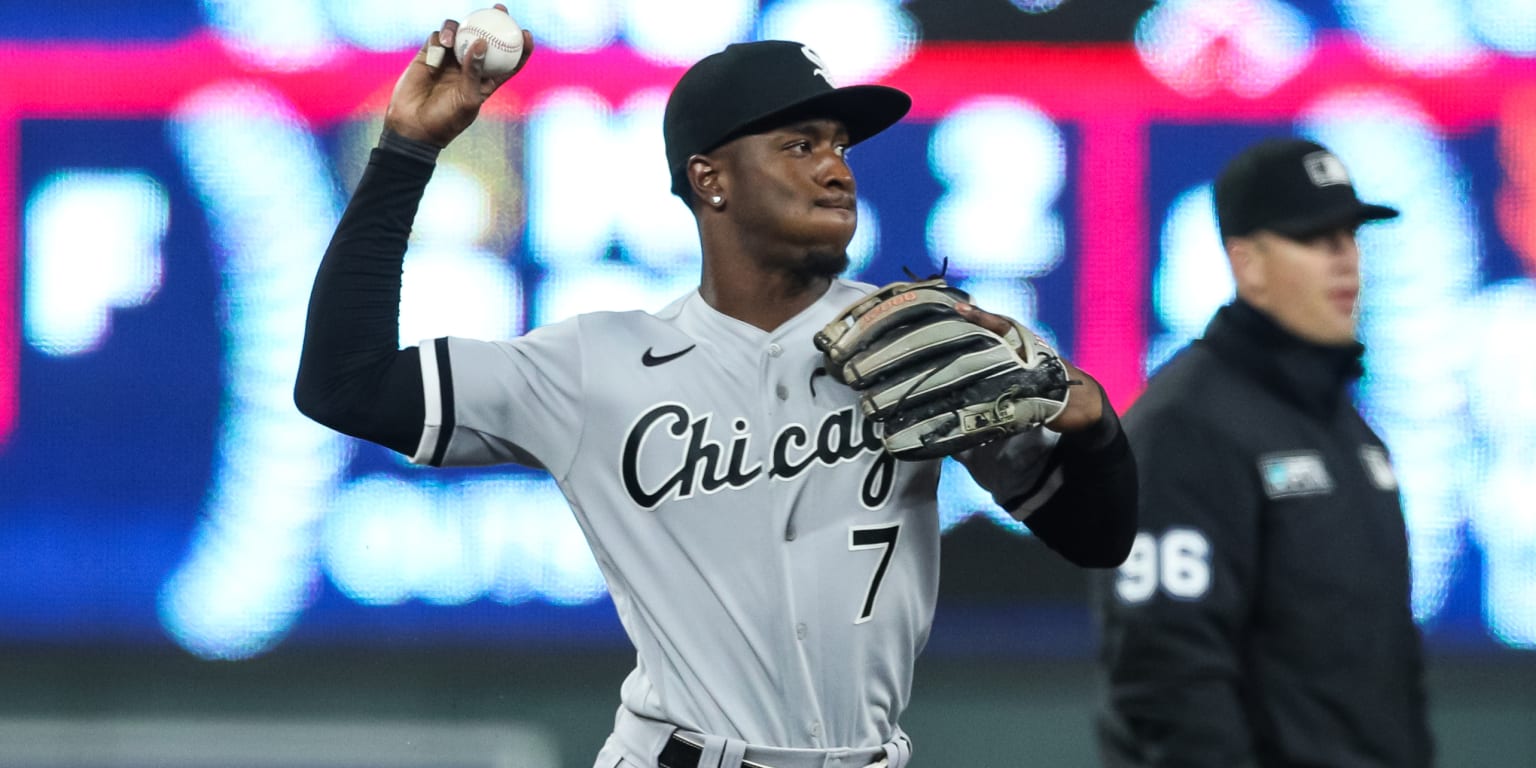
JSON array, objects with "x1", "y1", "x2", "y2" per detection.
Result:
[{"x1": 1094, "y1": 138, "x2": 1433, "y2": 767}]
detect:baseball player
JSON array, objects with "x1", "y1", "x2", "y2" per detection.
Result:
[{"x1": 295, "y1": 11, "x2": 1138, "y2": 768}]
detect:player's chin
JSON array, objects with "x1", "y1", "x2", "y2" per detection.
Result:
[
  {"x1": 1313, "y1": 310, "x2": 1359, "y2": 346},
  {"x1": 799, "y1": 248, "x2": 850, "y2": 279}
]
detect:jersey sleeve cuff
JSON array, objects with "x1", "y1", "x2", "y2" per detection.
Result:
[
  {"x1": 1006, "y1": 464, "x2": 1065, "y2": 520},
  {"x1": 377, "y1": 127, "x2": 443, "y2": 166},
  {"x1": 412, "y1": 337, "x2": 456, "y2": 466}
]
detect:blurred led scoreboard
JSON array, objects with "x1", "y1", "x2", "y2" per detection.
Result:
[{"x1": 3, "y1": 0, "x2": 1536, "y2": 659}]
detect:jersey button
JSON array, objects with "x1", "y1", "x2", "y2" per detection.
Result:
[
  {"x1": 767, "y1": 343, "x2": 783, "y2": 357},
  {"x1": 809, "y1": 721, "x2": 821, "y2": 741},
  {"x1": 775, "y1": 384, "x2": 789, "y2": 401},
  {"x1": 795, "y1": 623, "x2": 807, "y2": 640}
]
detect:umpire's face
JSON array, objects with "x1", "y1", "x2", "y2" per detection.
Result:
[
  {"x1": 1232, "y1": 225, "x2": 1362, "y2": 346},
  {"x1": 710, "y1": 117, "x2": 857, "y2": 278}
]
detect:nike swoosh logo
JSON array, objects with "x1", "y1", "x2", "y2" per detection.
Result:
[{"x1": 641, "y1": 345, "x2": 696, "y2": 367}]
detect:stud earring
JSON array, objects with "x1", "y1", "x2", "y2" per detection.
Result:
[{"x1": 710, "y1": 195, "x2": 723, "y2": 206}]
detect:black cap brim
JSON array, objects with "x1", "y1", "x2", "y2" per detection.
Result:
[
  {"x1": 1268, "y1": 201, "x2": 1400, "y2": 239},
  {"x1": 706, "y1": 84, "x2": 912, "y2": 156}
]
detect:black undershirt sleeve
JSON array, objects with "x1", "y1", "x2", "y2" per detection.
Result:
[
  {"x1": 293, "y1": 143, "x2": 438, "y2": 456},
  {"x1": 1018, "y1": 385, "x2": 1139, "y2": 568}
]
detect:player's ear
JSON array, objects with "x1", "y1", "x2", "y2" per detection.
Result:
[{"x1": 687, "y1": 155, "x2": 725, "y2": 211}]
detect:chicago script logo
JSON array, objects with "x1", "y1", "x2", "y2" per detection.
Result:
[{"x1": 621, "y1": 402, "x2": 896, "y2": 510}]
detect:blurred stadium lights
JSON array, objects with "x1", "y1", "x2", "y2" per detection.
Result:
[
  {"x1": 760, "y1": 0, "x2": 918, "y2": 82},
  {"x1": 1135, "y1": 0, "x2": 1314, "y2": 98},
  {"x1": 24, "y1": 171, "x2": 168, "y2": 356}
]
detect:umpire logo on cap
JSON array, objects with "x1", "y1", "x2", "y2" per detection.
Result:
[{"x1": 1302, "y1": 151, "x2": 1350, "y2": 188}]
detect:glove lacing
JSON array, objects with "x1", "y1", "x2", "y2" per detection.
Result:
[{"x1": 901, "y1": 257, "x2": 949, "y2": 283}]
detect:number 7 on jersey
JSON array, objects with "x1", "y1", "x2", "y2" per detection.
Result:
[{"x1": 850, "y1": 523, "x2": 901, "y2": 624}]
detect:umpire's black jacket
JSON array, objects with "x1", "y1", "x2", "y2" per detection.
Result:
[{"x1": 1094, "y1": 299, "x2": 1432, "y2": 768}]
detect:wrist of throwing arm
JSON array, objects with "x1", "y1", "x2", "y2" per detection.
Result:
[{"x1": 378, "y1": 127, "x2": 443, "y2": 165}]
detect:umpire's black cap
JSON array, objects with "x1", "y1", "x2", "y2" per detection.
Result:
[
  {"x1": 1214, "y1": 137, "x2": 1399, "y2": 241},
  {"x1": 663, "y1": 40, "x2": 911, "y2": 198}
]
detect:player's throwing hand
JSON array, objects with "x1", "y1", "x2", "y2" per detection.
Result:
[{"x1": 385, "y1": 5, "x2": 534, "y2": 148}]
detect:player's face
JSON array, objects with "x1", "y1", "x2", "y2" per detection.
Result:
[
  {"x1": 716, "y1": 118, "x2": 856, "y2": 277},
  {"x1": 1239, "y1": 226, "x2": 1362, "y2": 345}
]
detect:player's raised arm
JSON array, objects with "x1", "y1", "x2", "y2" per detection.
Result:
[
  {"x1": 293, "y1": 10, "x2": 533, "y2": 454},
  {"x1": 386, "y1": 6, "x2": 532, "y2": 147}
]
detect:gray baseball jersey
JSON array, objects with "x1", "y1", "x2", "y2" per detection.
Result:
[{"x1": 410, "y1": 279, "x2": 1061, "y2": 750}]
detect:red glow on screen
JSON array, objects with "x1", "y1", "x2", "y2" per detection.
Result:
[{"x1": 1, "y1": 113, "x2": 15, "y2": 444}]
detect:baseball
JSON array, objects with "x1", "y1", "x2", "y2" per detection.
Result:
[{"x1": 454, "y1": 8, "x2": 524, "y2": 77}]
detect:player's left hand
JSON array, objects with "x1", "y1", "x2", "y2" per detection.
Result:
[
  {"x1": 384, "y1": 4, "x2": 534, "y2": 148},
  {"x1": 816, "y1": 278, "x2": 1080, "y2": 460},
  {"x1": 953, "y1": 301, "x2": 1105, "y2": 433}
]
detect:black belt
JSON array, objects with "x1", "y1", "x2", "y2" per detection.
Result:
[{"x1": 658, "y1": 734, "x2": 774, "y2": 768}]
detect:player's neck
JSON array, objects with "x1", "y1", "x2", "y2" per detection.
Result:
[{"x1": 699, "y1": 263, "x2": 832, "y2": 332}]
